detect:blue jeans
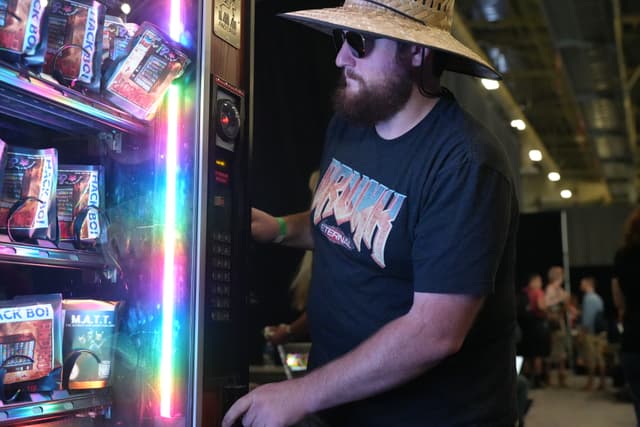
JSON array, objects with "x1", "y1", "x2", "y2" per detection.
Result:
[{"x1": 622, "y1": 352, "x2": 640, "y2": 426}]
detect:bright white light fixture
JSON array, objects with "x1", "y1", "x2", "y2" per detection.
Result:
[
  {"x1": 120, "y1": 2, "x2": 131, "y2": 14},
  {"x1": 560, "y1": 189, "x2": 572, "y2": 199},
  {"x1": 528, "y1": 149, "x2": 542, "y2": 162},
  {"x1": 510, "y1": 119, "x2": 526, "y2": 131},
  {"x1": 481, "y1": 79, "x2": 500, "y2": 90},
  {"x1": 548, "y1": 172, "x2": 561, "y2": 182}
]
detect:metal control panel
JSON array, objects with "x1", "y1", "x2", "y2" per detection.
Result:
[
  {"x1": 203, "y1": 76, "x2": 248, "y2": 390},
  {"x1": 205, "y1": 77, "x2": 245, "y2": 323}
]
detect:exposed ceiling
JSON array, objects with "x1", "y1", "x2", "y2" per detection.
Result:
[{"x1": 455, "y1": 0, "x2": 639, "y2": 211}]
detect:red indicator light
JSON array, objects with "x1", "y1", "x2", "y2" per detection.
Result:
[{"x1": 220, "y1": 114, "x2": 230, "y2": 126}]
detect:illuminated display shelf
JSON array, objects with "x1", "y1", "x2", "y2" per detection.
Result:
[
  {"x1": 0, "y1": 64, "x2": 131, "y2": 273},
  {"x1": 0, "y1": 64, "x2": 148, "y2": 136},
  {"x1": 0, "y1": 236, "x2": 114, "y2": 270},
  {"x1": 0, "y1": 388, "x2": 111, "y2": 424}
]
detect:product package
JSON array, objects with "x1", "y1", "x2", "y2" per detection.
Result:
[
  {"x1": 0, "y1": 139, "x2": 6, "y2": 193},
  {"x1": 0, "y1": 0, "x2": 48, "y2": 67},
  {"x1": 6, "y1": 294, "x2": 64, "y2": 394},
  {"x1": 57, "y1": 164, "x2": 106, "y2": 247},
  {"x1": 62, "y1": 299, "x2": 120, "y2": 390},
  {"x1": 102, "y1": 15, "x2": 137, "y2": 65},
  {"x1": 43, "y1": 0, "x2": 105, "y2": 92},
  {"x1": 0, "y1": 145, "x2": 58, "y2": 242},
  {"x1": 0, "y1": 294, "x2": 63, "y2": 388},
  {"x1": 104, "y1": 21, "x2": 190, "y2": 120}
]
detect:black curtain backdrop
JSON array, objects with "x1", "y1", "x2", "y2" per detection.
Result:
[
  {"x1": 248, "y1": 0, "x2": 340, "y2": 363},
  {"x1": 516, "y1": 211, "x2": 564, "y2": 289}
]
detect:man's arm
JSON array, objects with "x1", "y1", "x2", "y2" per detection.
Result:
[
  {"x1": 611, "y1": 277, "x2": 625, "y2": 320},
  {"x1": 302, "y1": 292, "x2": 484, "y2": 410},
  {"x1": 251, "y1": 208, "x2": 313, "y2": 249},
  {"x1": 222, "y1": 292, "x2": 484, "y2": 427}
]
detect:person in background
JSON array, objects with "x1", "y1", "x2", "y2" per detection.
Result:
[
  {"x1": 577, "y1": 276, "x2": 607, "y2": 391},
  {"x1": 567, "y1": 293, "x2": 581, "y2": 330},
  {"x1": 264, "y1": 254, "x2": 311, "y2": 346},
  {"x1": 263, "y1": 172, "x2": 319, "y2": 347},
  {"x1": 518, "y1": 273, "x2": 549, "y2": 388},
  {"x1": 612, "y1": 207, "x2": 640, "y2": 426},
  {"x1": 545, "y1": 265, "x2": 570, "y2": 387},
  {"x1": 223, "y1": 0, "x2": 519, "y2": 425}
]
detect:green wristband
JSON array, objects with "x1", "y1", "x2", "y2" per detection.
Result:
[{"x1": 273, "y1": 217, "x2": 287, "y2": 243}]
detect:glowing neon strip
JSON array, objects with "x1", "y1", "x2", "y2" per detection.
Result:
[
  {"x1": 160, "y1": 84, "x2": 179, "y2": 418},
  {"x1": 160, "y1": 0, "x2": 184, "y2": 417},
  {"x1": 169, "y1": 0, "x2": 183, "y2": 41}
]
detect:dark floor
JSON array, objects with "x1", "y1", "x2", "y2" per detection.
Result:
[{"x1": 525, "y1": 374, "x2": 636, "y2": 427}]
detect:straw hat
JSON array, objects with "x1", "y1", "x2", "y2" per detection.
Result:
[{"x1": 280, "y1": 0, "x2": 500, "y2": 80}]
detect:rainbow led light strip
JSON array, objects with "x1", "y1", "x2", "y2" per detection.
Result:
[
  {"x1": 160, "y1": 83, "x2": 179, "y2": 419},
  {"x1": 160, "y1": 0, "x2": 184, "y2": 417}
]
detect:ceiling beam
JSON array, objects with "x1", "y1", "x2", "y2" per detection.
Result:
[
  {"x1": 453, "y1": 11, "x2": 561, "y2": 172},
  {"x1": 628, "y1": 65, "x2": 640, "y2": 91},
  {"x1": 613, "y1": 0, "x2": 638, "y2": 202},
  {"x1": 621, "y1": 15, "x2": 640, "y2": 26}
]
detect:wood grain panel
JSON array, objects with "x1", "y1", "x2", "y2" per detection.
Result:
[{"x1": 211, "y1": 0, "x2": 247, "y2": 90}]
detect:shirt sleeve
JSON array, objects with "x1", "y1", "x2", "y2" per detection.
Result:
[{"x1": 411, "y1": 159, "x2": 515, "y2": 296}]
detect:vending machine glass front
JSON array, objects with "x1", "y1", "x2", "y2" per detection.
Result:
[{"x1": 0, "y1": 0, "x2": 205, "y2": 424}]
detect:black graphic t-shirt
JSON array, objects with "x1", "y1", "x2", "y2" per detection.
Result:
[
  {"x1": 308, "y1": 93, "x2": 519, "y2": 426},
  {"x1": 614, "y1": 246, "x2": 640, "y2": 353}
]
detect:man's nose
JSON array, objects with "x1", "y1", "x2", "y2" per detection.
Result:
[{"x1": 335, "y1": 39, "x2": 356, "y2": 68}]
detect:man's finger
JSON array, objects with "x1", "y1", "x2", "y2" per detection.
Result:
[{"x1": 222, "y1": 395, "x2": 251, "y2": 427}]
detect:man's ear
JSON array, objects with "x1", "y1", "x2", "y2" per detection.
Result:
[{"x1": 411, "y1": 46, "x2": 429, "y2": 67}]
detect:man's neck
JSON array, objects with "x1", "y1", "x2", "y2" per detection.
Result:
[{"x1": 375, "y1": 87, "x2": 441, "y2": 140}]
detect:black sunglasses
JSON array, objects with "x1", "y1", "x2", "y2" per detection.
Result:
[{"x1": 332, "y1": 29, "x2": 375, "y2": 59}]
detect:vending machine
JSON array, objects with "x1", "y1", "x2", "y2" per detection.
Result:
[{"x1": 0, "y1": 0, "x2": 249, "y2": 423}]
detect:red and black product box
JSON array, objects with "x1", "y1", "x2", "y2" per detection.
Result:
[
  {"x1": 0, "y1": 0, "x2": 48, "y2": 66},
  {"x1": 0, "y1": 145, "x2": 58, "y2": 242},
  {"x1": 57, "y1": 164, "x2": 105, "y2": 247},
  {"x1": 0, "y1": 294, "x2": 62, "y2": 389},
  {"x1": 8, "y1": 294, "x2": 64, "y2": 394},
  {"x1": 43, "y1": 0, "x2": 105, "y2": 92},
  {"x1": 62, "y1": 299, "x2": 120, "y2": 390},
  {"x1": 104, "y1": 21, "x2": 190, "y2": 120}
]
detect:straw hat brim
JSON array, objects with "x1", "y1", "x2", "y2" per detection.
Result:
[{"x1": 280, "y1": 6, "x2": 501, "y2": 80}]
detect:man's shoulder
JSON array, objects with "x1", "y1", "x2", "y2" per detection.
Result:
[{"x1": 431, "y1": 96, "x2": 515, "y2": 180}]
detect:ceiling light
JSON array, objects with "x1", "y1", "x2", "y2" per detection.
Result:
[
  {"x1": 487, "y1": 47, "x2": 509, "y2": 73},
  {"x1": 510, "y1": 119, "x2": 526, "y2": 131},
  {"x1": 481, "y1": 79, "x2": 500, "y2": 90},
  {"x1": 470, "y1": 0, "x2": 507, "y2": 21},
  {"x1": 528, "y1": 149, "x2": 542, "y2": 162},
  {"x1": 120, "y1": 2, "x2": 131, "y2": 14},
  {"x1": 560, "y1": 189, "x2": 572, "y2": 199},
  {"x1": 548, "y1": 172, "x2": 561, "y2": 182}
]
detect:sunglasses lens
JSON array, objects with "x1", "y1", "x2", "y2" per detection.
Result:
[
  {"x1": 345, "y1": 32, "x2": 366, "y2": 58},
  {"x1": 332, "y1": 30, "x2": 367, "y2": 58},
  {"x1": 332, "y1": 29, "x2": 345, "y2": 53}
]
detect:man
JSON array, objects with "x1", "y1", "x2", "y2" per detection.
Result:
[
  {"x1": 223, "y1": 0, "x2": 519, "y2": 426},
  {"x1": 578, "y1": 276, "x2": 607, "y2": 391},
  {"x1": 544, "y1": 265, "x2": 569, "y2": 387}
]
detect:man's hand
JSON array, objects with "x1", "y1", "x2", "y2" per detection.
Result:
[
  {"x1": 251, "y1": 208, "x2": 280, "y2": 243},
  {"x1": 222, "y1": 380, "x2": 308, "y2": 427},
  {"x1": 264, "y1": 324, "x2": 291, "y2": 346}
]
